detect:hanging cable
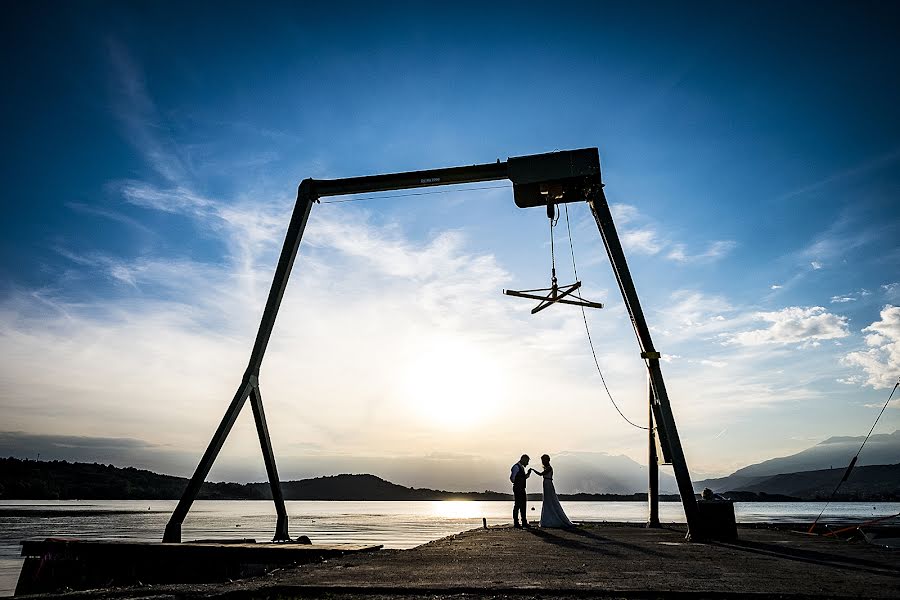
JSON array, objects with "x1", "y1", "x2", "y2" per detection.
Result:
[
  {"x1": 564, "y1": 204, "x2": 649, "y2": 431},
  {"x1": 808, "y1": 376, "x2": 900, "y2": 533},
  {"x1": 318, "y1": 184, "x2": 510, "y2": 204}
]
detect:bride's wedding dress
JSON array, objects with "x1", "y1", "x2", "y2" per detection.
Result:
[{"x1": 539, "y1": 468, "x2": 574, "y2": 528}]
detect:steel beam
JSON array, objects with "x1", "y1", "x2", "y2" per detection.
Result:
[
  {"x1": 250, "y1": 383, "x2": 289, "y2": 541},
  {"x1": 163, "y1": 184, "x2": 316, "y2": 543},
  {"x1": 647, "y1": 378, "x2": 661, "y2": 528},
  {"x1": 163, "y1": 378, "x2": 252, "y2": 543},
  {"x1": 312, "y1": 162, "x2": 509, "y2": 198},
  {"x1": 588, "y1": 189, "x2": 702, "y2": 539}
]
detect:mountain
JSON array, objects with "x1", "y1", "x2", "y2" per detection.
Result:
[
  {"x1": 550, "y1": 452, "x2": 678, "y2": 494},
  {"x1": 730, "y1": 464, "x2": 900, "y2": 500},
  {"x1": 697, "y1": 430, "x2": 900, "y2": 493}
]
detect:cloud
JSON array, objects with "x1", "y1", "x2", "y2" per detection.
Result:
[
  {"x1": 610, "y1": 204, "x2": 734, "y2": 264},
  {"x1": 810, "y1": 261, "x2": 823, "y2": 270},
  {"x1": 883, "y1": 283, "x2": 900, "y2": 300},
  {"x1": 3, "y1": 192, "x2": 651, "y2": 482},
  {"x1": 778, "y1": 147, "x2": 900, "y2": 201},
  {"x1": 620, "y1": 228, "x2": 662, "y2": 255},
  {"x1": 770, "y1": 284, "x2": 783, "y2": 290},
  {"x1": 726, "y1": 306, "x2": 850, "y2": 347},
  {"x1": 107, "y1": 39, "x2": 190, "y2": 186},
  {"x1": 842, "y1": 305, "x2": 900, "y2": 389},
  {"x1": 831, "y1": 295, "x2": 855, "y2": 303},
  {"x1": 667, "y1": 240, "x2": 737, "y2": 264},
  {"x1": 654, "y1": 290, "x2": 735, "y2": 339},
  {"x1": 609, "y1": 203, "x2": 639, "y2": 225}
]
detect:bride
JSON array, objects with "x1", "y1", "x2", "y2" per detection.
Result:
[{"x1": 530, "y1": 454, "x2": 574, "y2": 528}]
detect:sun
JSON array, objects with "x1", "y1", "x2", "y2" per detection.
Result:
[{"x1": 402, "y1": 336, "x2": 505, "y2": 430}]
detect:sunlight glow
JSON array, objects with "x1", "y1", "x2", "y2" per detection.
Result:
[
  {"x1": 402, "y1": 337, "x2": 505, "y2": 430},
  {"x1": 428, "y1": 500, "x2": 486, "y2": 519}
]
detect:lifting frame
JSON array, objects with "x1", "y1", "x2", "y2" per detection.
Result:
[{"x1": 162, "y1": 148, "x2": 704, "y2": 543}]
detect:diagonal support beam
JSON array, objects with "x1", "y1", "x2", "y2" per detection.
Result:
[
  {"x1": 163, "y1": 183, "x2": 316, "y2": 543},
  {"x1": 163, "y1": 378, "x2": 253, "y2": 543},
  {"x1": 250, "y1": 383, "x2": 289, "y2": 541},
  {"x1": 587, "y1": 189, "x2": 702, "y2": 540}
]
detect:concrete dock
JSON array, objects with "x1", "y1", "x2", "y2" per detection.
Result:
[{"x1": 18, "y1": 523, "x2": 900, "y2": 599}]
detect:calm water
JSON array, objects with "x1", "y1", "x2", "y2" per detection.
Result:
[{"x1": 2, "y1": 499, "x2": 897, "y2": 597}]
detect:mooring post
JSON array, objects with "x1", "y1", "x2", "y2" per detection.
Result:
[{"x1": 648, "y1": 377, "x2": 661, "y2": 528}]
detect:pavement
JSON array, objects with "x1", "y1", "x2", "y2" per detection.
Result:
[{"x1": 21, "y1": 523, "x2": 900, "y2": 599}]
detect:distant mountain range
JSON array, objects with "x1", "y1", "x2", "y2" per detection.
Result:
[
  {"x1": 0, "y1": 458, "x2": 675, "y2": 502},
  {"x1": 2, "y1": 430, "x2": 896, "y2": 501},
  {"x1": 696, "y1": 430, "x2": 900, "y2": 499},
  {"x1": 720, "y1": 464, "x2": 900, "y2": 500}
]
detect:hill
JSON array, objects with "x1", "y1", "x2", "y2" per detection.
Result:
[
  {"x1": 0, "y1": 458, "x2": 662, "y2": 501},
  {"x1": 727, "y1": 463, "x2": 900, "y2": 500},
  {"x1": 696, "y1": 430, "x2": 900, "y2": 493}
]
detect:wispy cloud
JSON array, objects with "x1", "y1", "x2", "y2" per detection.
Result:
[
  {"x1": 667, "y1": 240, "x2": 737, "y2": 264},
  {"x1": 778, "y1": 146, "x2": 900, "y2": 201},
  {"x1": 107, "y1": 39, "x2": 190, "y2": 186},
  {"x1": 610, "y1": 203, "x2": 735, "y2": 264}
]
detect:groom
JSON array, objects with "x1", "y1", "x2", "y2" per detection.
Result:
[{"x1": 509, "y1": 454, "x2": 531, "y2": 528}]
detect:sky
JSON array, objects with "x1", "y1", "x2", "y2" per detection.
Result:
[{"x1": 1, "y1": 1, "x2": 898, "y2": 490}]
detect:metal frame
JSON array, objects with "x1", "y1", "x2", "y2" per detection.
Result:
[{"x1": 162, "y1": 148, "x2": 702, "y2": 543}]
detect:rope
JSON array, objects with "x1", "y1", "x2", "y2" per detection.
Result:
[
  {"x1": 563, "y1": 204, "x2": 649, "y2": 431},
  {"x1": 318, "y1": 184, "x2": 510, "y2": 204},
  {"x1": 809, "y1": 377, "x2": 900, "y2": 532}
]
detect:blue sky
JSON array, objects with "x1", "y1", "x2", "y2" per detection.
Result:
[{"x1": 1, "y1": 1, "x2": 898, "y2": 488}]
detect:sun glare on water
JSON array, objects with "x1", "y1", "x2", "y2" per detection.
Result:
[{"x1": 402, "y1": 337, "x2": 504, "y2": 430}]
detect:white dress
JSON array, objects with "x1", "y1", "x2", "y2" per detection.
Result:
[{"x1": 539, "y1": 467, "x2": 574, "y2": 528}]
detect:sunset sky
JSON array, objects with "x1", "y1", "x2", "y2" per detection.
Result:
[{"x1": 1, "y1": 1, "x2": 898, "y2": 489}]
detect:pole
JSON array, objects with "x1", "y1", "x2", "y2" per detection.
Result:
[
  {"x1": 587, "y1": 189, "x2": 702, "y2": 540},
  {"x1": 647, "y1": 377, "x2": 660, "y2": 528}
]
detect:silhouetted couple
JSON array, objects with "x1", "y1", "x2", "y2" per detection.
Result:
[{"x1": 509, "y1": 453, "x2": 574, "y2": 529}]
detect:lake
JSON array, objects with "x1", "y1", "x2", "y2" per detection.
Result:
[{"x1": 2, "y1": 499, "x2": 897, "y2": 597}]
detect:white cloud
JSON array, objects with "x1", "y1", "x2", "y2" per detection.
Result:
[
  {"x1": 621, "y1": 228, "x2": 662, "y2": 255},
  {"x1": 656, "y1": 290, "x2": 735, "y2": 337},
  {"x1": 726, "y1": 306, "x2": 850, "y2": 346},
  {"x1": 667, "y1": 240, "x2": 736, "y2": 264},
  {"x1": 811, "y1": 261, "x2": 823, "y2": 270},
  {"x1": 831, "y1": 295, "x2": 855, "y2": 303},
  {"x1": 770, "y1": 284, "x2": 783, "y2": 290},
  {"x1": 699, "y1": 359, "x2": 728, "y2": 368},
  {"x1": 842, "y1": 305, "x2": 900, "y2": 389},
  {"x1": 609, "y1": 203, "x2": 639, "y2": 225}
]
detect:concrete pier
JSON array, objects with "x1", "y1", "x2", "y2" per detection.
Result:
[{"x1": 17, "y1": 523, "x2": 900, "y2": 599}]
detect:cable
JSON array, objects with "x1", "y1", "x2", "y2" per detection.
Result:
[
  {"x1": 318, "y1": 184, "x2": 510, "y2": 204},
  {"x1": 563, "y1": 204, "x2": 649, "y2": 431},
  {"x1": 808, "y1": 377, "x2": 900, "y2": 533}
]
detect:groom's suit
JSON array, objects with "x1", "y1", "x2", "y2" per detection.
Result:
[{"x1": 510, "y1": 462, "x2": 530, "y2": 527}]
